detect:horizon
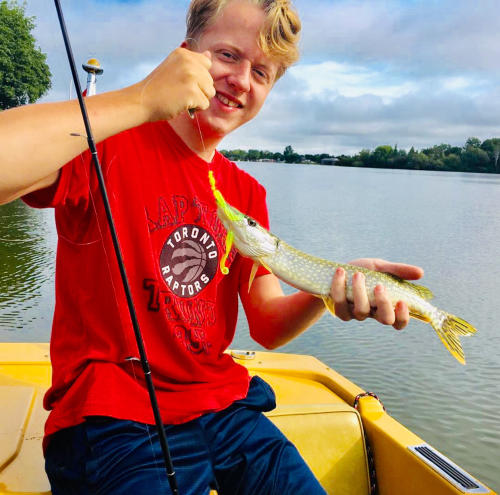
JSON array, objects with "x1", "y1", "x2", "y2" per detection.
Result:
[{"x1": 26, "y1": 0, "x2": 500, "y2": 156}]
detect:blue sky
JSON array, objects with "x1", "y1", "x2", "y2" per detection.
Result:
[{"x1": 26, "y1": 0, "x2": 500, "y2": 155}]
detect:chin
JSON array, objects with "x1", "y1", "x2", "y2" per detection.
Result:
[{"x1": 198, "y1": 113, "x2": 244, "y2": 140}]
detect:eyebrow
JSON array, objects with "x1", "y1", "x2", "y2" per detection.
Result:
[{"x1": 215, "y1": 42, "x2": 276, "y2": 74}]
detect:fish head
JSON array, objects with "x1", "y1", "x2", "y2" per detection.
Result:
[{"x1": 217, "y1": 203, "x2": 277, "y2": 260}]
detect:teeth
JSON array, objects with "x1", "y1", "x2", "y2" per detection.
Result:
[{"x1": 217, "y1": 93, "x2": 239, "y2": 108}]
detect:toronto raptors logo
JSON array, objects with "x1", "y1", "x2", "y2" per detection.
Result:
[{"x1": 159, "y1": 225, "x2": 218, "y2": 298}]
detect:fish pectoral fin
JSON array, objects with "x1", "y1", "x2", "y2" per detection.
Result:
[
  {"x1": 322, "y1": 296, "x2": 336, "y2": 316},
  {"x1": 248, "y1": 262, "x2": 260, "y2": 293}
]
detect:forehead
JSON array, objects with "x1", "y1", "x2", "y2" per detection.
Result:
[{"x1": 200, "y1": 1, "x2": 279, "y2": 72}]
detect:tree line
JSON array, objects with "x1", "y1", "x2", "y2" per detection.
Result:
[
  {"x1": 220, "y1": 145, "x2": 334, "y2": 165},
  {"x1": 2, "y1": 3, "x2": 499, "y2": 175},
  {"x1": 221, "y1": 137, "x2": 500, "y2": 173}
]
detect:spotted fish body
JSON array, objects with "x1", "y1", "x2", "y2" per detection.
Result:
[{"x1": 214, "y1": 198, "x2": 476, "y2": 365}]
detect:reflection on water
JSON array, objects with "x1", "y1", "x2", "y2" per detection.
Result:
[
  {"x1": 0, "y1": 166, "x2": 499, "y2": 491},
  {"x1": 0, "y1": 200, "x2": 56, "y2": 340}
]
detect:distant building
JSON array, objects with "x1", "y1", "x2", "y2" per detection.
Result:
[{"x1": 320, "y1": 157, "x2": 338, "y2": 165}]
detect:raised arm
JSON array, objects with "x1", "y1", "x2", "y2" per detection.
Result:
[{"x1": 0, "y1": 48, "x2": 215, "y2": 205}]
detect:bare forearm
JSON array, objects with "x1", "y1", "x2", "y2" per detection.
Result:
[
  {"x1": 242, "y1": 275, "x2": 326, "y2": 349},
  {"x1": 0, "y1": 84, "x2": 146, "y2": 204},
  {"x1": 252, "y1": 291, "x2": 326, "y2": 349},
  {"x1": 0, "y1": 48, "x2": 216, "y2": 205}
]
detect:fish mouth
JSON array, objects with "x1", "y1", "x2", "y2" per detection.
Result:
[{"x1": 216, "y1": 206, "x2": 243, "y2": 234}]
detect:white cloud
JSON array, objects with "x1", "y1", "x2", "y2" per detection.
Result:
[
  {"x1": 26, "y1": 0, "x2": 185, "y2": 100},
  {"x1": 288, "y1": 61, "x2": 418, "y2": 102},
  {"x1": 295, "y1": 0, "x2": 500, "y2": 76},
  {"x1": 23, "y1": 0, "x2": 500, "y2": 155}
]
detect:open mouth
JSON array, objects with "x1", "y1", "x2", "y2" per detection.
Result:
[{"x1": 216, "y1": 92, "x2": 243, "y2": 109}]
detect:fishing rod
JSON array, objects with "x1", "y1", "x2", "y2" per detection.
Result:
[{"x1": 53, "y1": 1, "x2": 179, "y2": 493}]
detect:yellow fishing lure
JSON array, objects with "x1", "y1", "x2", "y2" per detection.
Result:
[{"x1": 209, "y1": 170, "x2": 236, "y2": 275}]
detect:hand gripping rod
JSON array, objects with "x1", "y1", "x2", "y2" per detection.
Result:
[{"x1": 53, "y1": 1, "x2": 179, "y2": 493}]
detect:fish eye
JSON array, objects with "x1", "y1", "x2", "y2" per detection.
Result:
[{"x1": 247, "y1": 218, "x2": 257, "y2": 227}]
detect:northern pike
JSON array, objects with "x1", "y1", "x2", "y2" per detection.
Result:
[{"x1": 209, "y1": 172, "x2": 476, "y2": 365}]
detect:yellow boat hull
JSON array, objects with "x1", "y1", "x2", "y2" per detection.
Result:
[{"x1": 0, "y1": 344, "x2": 495, "y2": 494}]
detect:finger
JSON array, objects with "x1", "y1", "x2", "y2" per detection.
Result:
[
  {"x1": 189, "y1": 91, "x2": 211, "y2": 112},
  {"x1": 200, "y1": 76, "x2": 216, "y2": 100},
  {"x1": 351, "y1": 272, "x2": 370, "y2": 320},
  {"x1": 374, "y1": 260, "x2": 424, "y2": 280},
  {"x1": 331, "y1": 268, "x2": 351, "y2": 321},
  {"x1": 372, "y1": 285, "x2": 395, "y2": 326},
  {"x1": 393, "y1": 300, "x2": 409, "y2": 331},
  {"x1": 201, "y1": 50, "x2": 212, "y2": 64}
]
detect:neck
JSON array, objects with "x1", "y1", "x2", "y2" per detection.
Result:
[{"x1": 169, "y1": 112, "x2": 220, "y2": 162}]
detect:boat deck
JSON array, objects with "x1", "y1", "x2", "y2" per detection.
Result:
[{"x1": 0, "y1": 344, "x2": 496, "y2": 495}]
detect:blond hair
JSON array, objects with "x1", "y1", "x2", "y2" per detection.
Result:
[{"x1": 186, "y1": 0, "x2": 301, "y2": 79}]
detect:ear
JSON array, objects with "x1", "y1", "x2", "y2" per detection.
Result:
[{"x1": 181, "y1": 40, "x2": 189, "y2": 49}]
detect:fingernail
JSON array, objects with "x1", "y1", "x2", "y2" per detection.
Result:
[{"x1": 336, "y1": 268, "x2": 344, "y2": 277}]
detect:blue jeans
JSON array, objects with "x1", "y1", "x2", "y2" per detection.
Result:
[{"x1": 45, "y1": 377, "x2": 326, "y2": 494}]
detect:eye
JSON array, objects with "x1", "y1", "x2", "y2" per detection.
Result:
[
  {"x1": 218, "y1": 50, "x2": 236, "y2": 62},
  {"x1": 247, "y1": 218, "x2": 257, "y2": 227},
  {"x1": 253, "y1": 67, "x2": 268, "y2": 82}
]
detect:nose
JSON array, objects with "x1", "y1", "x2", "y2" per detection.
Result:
[{"x1": 227, "y1": 60, "x2": 251, "y2": 93}]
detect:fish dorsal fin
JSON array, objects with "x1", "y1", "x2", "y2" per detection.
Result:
[{"x1": 384, "y1": 273, "x2": 434, "y2": 300}]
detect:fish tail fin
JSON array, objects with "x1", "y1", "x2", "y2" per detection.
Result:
[{"x1": 430, "y1": 311, "x2": 477, "y2": 365}]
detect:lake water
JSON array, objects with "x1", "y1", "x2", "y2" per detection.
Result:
[{"x1": 1, "y1": 163, "x2": 499, "y2": 491}]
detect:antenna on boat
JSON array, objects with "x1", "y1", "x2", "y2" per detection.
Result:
[{"x1": 53, "y1": 1, "x2": 179, "y2": 493}]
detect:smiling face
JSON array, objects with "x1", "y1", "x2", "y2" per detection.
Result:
[{"x1": 190, "y1": 0, "x2": 279, "y2": 140}]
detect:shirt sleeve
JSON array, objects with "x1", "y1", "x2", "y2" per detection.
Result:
[
  {"x1": 22, "y1": 149, "x2": 95, "y2": 210},
  {"x1": 21, "y1": 133, "x2": 117, "y2": 210}
]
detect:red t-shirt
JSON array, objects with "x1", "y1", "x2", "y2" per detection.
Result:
[{"x1": 23, "y1": 121, "x2": 269, "y2": 444}]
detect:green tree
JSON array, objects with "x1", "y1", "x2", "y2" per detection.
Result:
[
  {"x1": 357, "y1": 149, "x2": 371, "y2": 167},
  {"x1": 0, "y1": 1, "x2": 51, "y2": 109},
  {"x1": 409, "y1": 151, "x2": 430, "y2": 170},
  {"x1": 462, "y1": 147, "x2": 490, "y2": 172},
  {"x1": 247, "y1": 149, "x2": 261, "y2": 162},
  {"x1": 464, "y1": 137, "x2": 481, "y2": 150},
  {"x1": 481, "y1": 138, "x2": 500, "y2": 172},
  {"x1": 371, "y1": 145, "x2": 393, "y2": 167},
  {"x1": 443, "y1": 153, "x2": 461, "y2": 171},
  {"x1": 283, "y1": 145, "x2": 301, "y2": 163},
  {"x1": 272, "y1": 151, "x2": 283, "y2": 162}
]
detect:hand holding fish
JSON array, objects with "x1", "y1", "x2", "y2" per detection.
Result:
[
  {"x1": 210, "y1": 172, "x2": 476, "y2": 364},
  {"x1": 137, "y1": 47, "x2": 215, "y2": 122},
  {"x1": 331, "y1": 259, "x2": 424, "y2": 330}
]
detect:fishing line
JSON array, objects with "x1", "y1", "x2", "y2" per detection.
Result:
[
  {"x1": 71, "y1": 107, "x2": 167, "y2": 490},
  {"x1": 53, "y1": 1, "x2": 179, "y2": 493}
]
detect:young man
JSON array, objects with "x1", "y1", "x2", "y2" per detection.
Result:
[{"x1": 0, "y1": 0, "x2": 422, "y2": 493}]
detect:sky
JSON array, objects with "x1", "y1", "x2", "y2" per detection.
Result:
[{"x1": 25, "y1": 0, "x2": 500, "y2": 155}]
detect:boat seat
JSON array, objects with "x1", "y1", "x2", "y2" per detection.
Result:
[
  {"x1": 0, "y1": 385, "x2": 49, "y2": 494},
  {"x1": 267, "y1": 403, "x2": 371, "y2": 495}
]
